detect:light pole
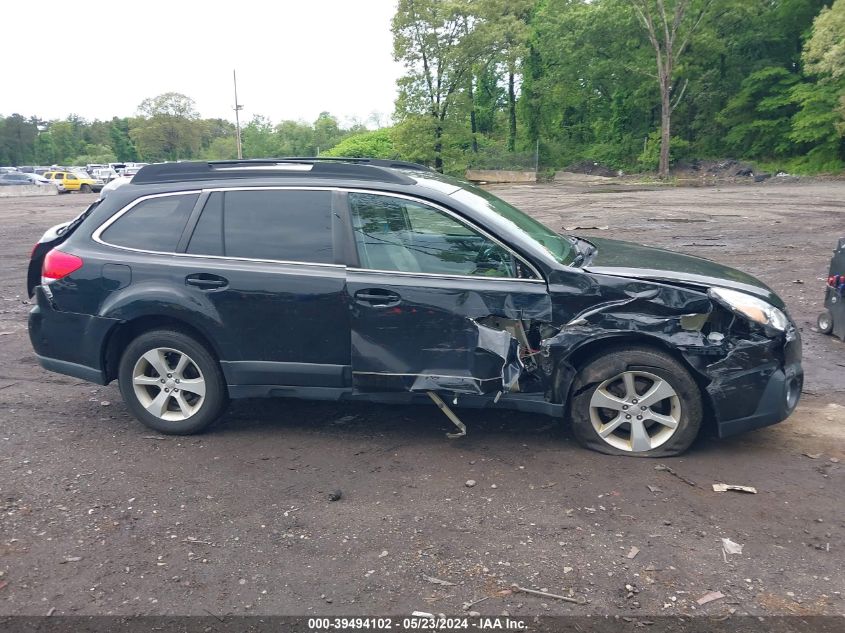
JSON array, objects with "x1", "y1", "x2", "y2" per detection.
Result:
[{"x1": 233, "y1": 69, "x2": 243, "y2": 159}]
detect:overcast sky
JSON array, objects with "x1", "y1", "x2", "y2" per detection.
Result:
[{"x1": 1, "y1": 0, "x2": 402, "y2": 126}]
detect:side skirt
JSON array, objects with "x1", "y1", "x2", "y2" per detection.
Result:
[{"x1": 226, "y1": 383, "x2": 564, "y2": 418}]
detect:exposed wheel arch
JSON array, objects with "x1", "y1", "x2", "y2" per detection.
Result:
[
  {"x1": 103, "y1": 315, "x2": 222, "y2": 383},
  {"x1": 551, "y1": 332, "x2": 716, "y2": 431}
]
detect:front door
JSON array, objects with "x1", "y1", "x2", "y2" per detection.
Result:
[{"x1": 343, "y1": 191, "x2": 551, "y2": 395}]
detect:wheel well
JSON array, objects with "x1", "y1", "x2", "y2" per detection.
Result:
[
  {"x1": 553, "y1": 333, "x2": 716, "y2": 427},
  {"x1": 103, "y1": 316, "x2": 220, "y2": 382}
]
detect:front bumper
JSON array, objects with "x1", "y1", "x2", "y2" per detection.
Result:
[
  {"x1": 28, "y1": 286, "x2": 117, "y2": 385},
  {"x1": 704, "y1": 327, "x2": 803, "y2": 438}
]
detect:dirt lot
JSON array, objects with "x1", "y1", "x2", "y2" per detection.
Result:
[{"x1": 0, "y1": 182, "x2": 843, "y2": 619}]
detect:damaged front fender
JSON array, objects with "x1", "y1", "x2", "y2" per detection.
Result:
[{"x1": 544, "y1": 271, "x2": 802, "y2": 435}]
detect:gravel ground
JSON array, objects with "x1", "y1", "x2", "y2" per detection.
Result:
[{"x1": 0, "y1": 183, "x2": 843, "y2": 618}]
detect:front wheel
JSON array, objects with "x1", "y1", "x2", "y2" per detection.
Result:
[
  {"x1": 79, "y1": 184, "x2": 92, "y2": 193},
  {"x1": 118, "y1": 329, "x2": 228, "y2": 434},
  {"x1": 568, "y1": 346, "x2": 702, "y2": 457}
]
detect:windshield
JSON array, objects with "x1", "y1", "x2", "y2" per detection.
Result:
[{"x1": 451, "y1": 185, "x2": 575, "y2": 265}]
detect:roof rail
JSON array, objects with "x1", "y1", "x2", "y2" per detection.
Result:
[
  {"x1": 272, "y1": 157, "x2": 434, "y2": 172},
  {"x1": 131, "y1": 157, "x2": 431, "y2": 186}
]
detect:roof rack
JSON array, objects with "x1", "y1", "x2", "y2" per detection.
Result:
[
  {"x1": 270, "y1": 157, "x2": 434, "y2": 172},
  {"x1": 131, "y1": 157, "x2": 432, "y2": 186}
]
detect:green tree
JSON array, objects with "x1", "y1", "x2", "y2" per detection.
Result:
[
  {"x1": 129, "y1": 92, "x2": 203, "y2": 161},
  {"x1": 718, "y1": 67, "x2": 800, "y2": 158},
  {"x1": 629, "y1": 0, "x2": 713, "y2": 176},
  {"x1": 802, "y1": 0, "x2": 845, "y2": 78},
  {"x1": 47, "y1": 120, "x2": 84, "y2": 163},
  {"x1": 392, "y1": 0, "x2": 486, "y2": 171},
  {"x1": 275, "y1": 120, "x2": 317, "y2": 155},
  {"x1": 477, "y1": 0, "x2": 534, "y2": 152},
  {"x1": 201, "y1": 136, "x2": 238, "y2": 160},
  {"x1": 109, "y1": 118, "x2": 137, "y2": 161},
  {"x1": 313, "y1": 112, "x2": 346, "y2": 154},
  {"x1": 0, "y1": 114, "x2": 37, "y2": 165},
  {"x1": 791, "y1": 0, "x2": 845, "y2": 169},
  {"x1": 790, "y1": 81, "x2": 845, "y2": 169},
  {"x1": 321, "y1": 128, "x2": 399, "y2": 158},
  {"x1": 69, "y1": 144, "x2": 117, "y2": 166},
  {"x1": 242, "y1": 115, "x2": 279, "y2": 158}
]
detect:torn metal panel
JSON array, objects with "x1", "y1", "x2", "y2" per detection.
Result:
[
  {"x1": 402, "y1": 322, "x2": 522, "y2": 394},
  {"x1": 348, "y1": 269, "x2": 549, "y2": 394}
]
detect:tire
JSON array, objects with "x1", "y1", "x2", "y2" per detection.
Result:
[
  {"x1": 568, "y1": 346, "x2": 702, "y2": 457},
  {"x1": 80, "y1": 184, "x2": 92, "y2": 194},
  {"x1": 817, "y1": 310, "x2": 834, "y2": 335},
  {"x1": 118, "y1": 329, "x2": 228, "y2": 434}
]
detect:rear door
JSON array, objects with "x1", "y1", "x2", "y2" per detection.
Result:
[
  {"x1": 343, "y1": 191, "x2": 551, "y2": 395},
  {"x1": 177, "y1": 188, "x2": 350, "y2": 388}
]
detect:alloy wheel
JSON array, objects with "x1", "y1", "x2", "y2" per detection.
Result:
[
  {"x1": 131, "y1": 347, "x2": 206, "y2": 421},
  {"x1": 588, "y1": 370, "x2": 681, "y2": 452}
]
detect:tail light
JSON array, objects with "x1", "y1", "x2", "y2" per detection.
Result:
[{"x1": 42, "y1": 249, "x2": 83, "y2": 285}]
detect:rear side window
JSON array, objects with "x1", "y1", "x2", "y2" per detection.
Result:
[
  {"x1": 100, "y1": 193, "x2": 198, "y2": 252},
  {"x1": 186, "y1": 189, "x2": 334, "y2": 264}
]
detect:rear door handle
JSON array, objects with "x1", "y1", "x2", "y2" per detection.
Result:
[
  {"x1": 185, "y1": 274, "x2": 228, "y2": 290},
  {"x1": 354, "y1": 288, "x2": 401, "y2": 307}
]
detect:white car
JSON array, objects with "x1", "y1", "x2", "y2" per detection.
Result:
[{"x1": 99, "y1": 175, "x2": 133, "y2": 198}]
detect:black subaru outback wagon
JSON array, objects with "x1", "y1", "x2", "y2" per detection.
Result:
[{"x1": 27, "y1": 158, "x2": 802, "y2": 456}]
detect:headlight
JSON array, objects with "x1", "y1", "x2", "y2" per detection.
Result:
[{"x1": 708, "y1": 287, "x2": 788, "y2": 332}]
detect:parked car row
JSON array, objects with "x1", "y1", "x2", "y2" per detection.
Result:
[
  {"x1": 1, "y1": 162, "x2": 148, "y2": 189},
  {"x1": 0, "y1": 166, "x2": 109, "y2": 192},
  {"x1": 0, "y1": 172, "x2": 55, "y2": 187}
]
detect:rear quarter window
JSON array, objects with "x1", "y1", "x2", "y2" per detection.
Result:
[{"x1": 100, "y1": 193, "x2": 198, "y2": 252}]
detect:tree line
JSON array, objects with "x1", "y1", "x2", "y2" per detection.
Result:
[
  {"x1": 3, "y1": 0, "x2": 843, "y2": 176},
  {"x1": 384, "y1": 0, "x2": 845, "y2": 175},
  {"x1": 0, "y1": 92, "x2": 368, "y2": 167}
]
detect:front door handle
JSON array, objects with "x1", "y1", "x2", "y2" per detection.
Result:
[
  {"x1": 186, "y1": 273, "x2": 228, "y2": 290},
  {"x1": 354, "y1": 288, "x2": 401, "y2": 307}
]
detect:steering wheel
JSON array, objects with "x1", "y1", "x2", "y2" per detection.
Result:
[{"x1": 474, "y1": 243, "x2": 512, "y2": 276}]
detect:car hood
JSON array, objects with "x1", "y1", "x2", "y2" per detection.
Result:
[{"x1": 581, "y1": 236, "x2": 784, "y2": 308}]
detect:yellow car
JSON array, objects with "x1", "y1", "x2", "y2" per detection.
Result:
[{"x1": 43, "y1": 171, "x2": 102, "y2": 193}]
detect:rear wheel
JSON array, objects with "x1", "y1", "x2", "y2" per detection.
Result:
[
  {"x1": 569, "y1": 346, "x2": 702, "y2": 457},
  {"x1": 118, "y1": 329, "x2": 228, "y2": 434},
  {"x1": 817, "y1": 310, "x2": 834, "y2": 335}
]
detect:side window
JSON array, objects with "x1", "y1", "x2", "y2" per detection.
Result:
[
  {"x1": 100, "y1": 193, "x2": 198, "y2": 252},
  {"x1": 187, "y1": 190, "x2": 334, "y2": 263},
  {"x1": 348, "y1": 193, "x2": 519, "y2": 278}
]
